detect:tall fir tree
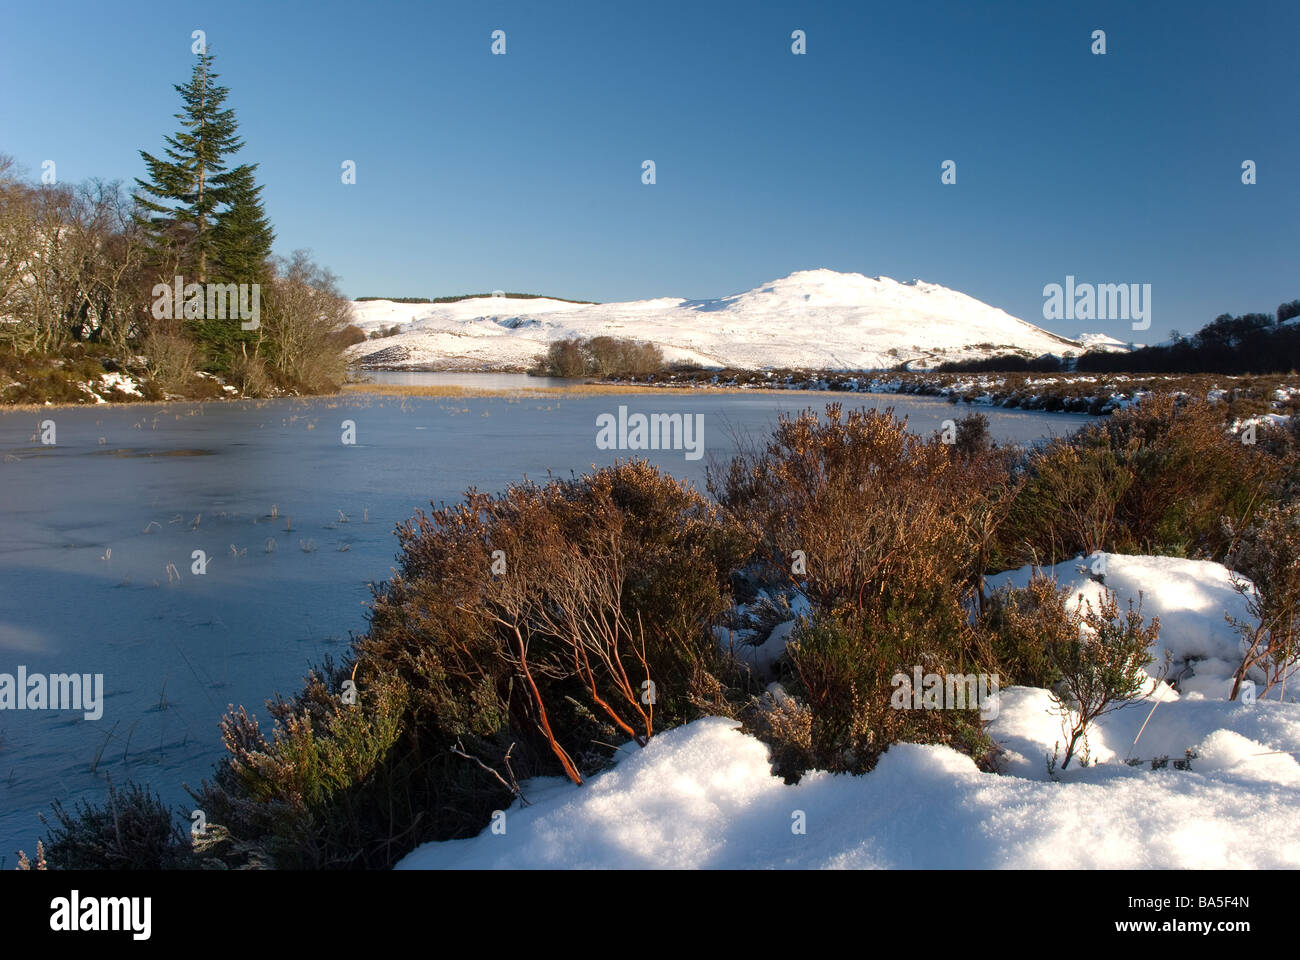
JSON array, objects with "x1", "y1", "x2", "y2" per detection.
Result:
[
  {"x1": 135, "y1": 50, "x2": 274, "y2": 368},
  {"x1": 209, "y1": 162, "x2": 275, "y2": 365},
  {"x1": 134, "y1": 50, "x2": 243, "y2": 284}
]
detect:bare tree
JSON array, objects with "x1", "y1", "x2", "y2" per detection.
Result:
[{"x1": 262, "y1": 250, "x2": 352, "y2": 389}]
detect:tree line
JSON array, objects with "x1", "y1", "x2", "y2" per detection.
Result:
[
  {"x1": 931, "y1": 298, "x2": 1300, "y2": 376},
  {"x1": 0, "y1": 50, "x2": 352, "y2": 397},
  {"x1": 1076, "y1": 301, "x2": 1300, "y2": 375}
]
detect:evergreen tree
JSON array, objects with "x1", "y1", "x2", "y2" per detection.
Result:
[
  {"x1": 134, "y1": 50, "x2": 244, "y2": 285},
  {"x1": 211, "y1": 163, "x2": 274, "y2": 285},
  {"x1": 135, "y1": 50, "x2": 277, "y2": 369},
  {"x1": 205, "y1": 162, "x2": 275, "y2": 366}
]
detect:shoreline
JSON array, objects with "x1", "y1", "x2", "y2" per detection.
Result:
[{"x1": 6, "y1": 367, "x2": 1299, "y2": 416}]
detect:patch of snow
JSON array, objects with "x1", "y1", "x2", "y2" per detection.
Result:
[
  {"x1": 985, "y1": 552, "x2": 1270, "y2": 698},
  {"x1": 99, "y1": 371, "x2": 142, "y2": 397},
  {"x1": 1077, "y1": 332, "x2": 1137, "y2": 353},
  {"x1": 397, "y1": 711, "x2": 1300, "y2": 869}
]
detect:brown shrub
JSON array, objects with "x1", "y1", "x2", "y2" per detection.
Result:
[
  {"x1": 711, "y1": 404, "x2": 1003, "y2": 773},
  {"x1": 1002, "y1": 394, "x2": 1278, "y2": 564},
  {"x1": 1224, "y1": 503, "x2": 1300, "y2": 698},
  {"x1": 142, "y1": 331, "x2": 204, "y2": 394},
  {"x1": 189, "y1": 459, "x2": 753, "y2": 868}
]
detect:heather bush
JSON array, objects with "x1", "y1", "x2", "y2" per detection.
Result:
[
  {"x1": 741, "y1": 686, "x2": 814, "y2": 783},
  {"x1": 710, "y1": 404, "x2": 997, "y2": 610},
  {"x1": 1001, "y1": 435, "x2": 1133, "y2": 564},
  {"x1": 34, "y1": 779, "x2": 193, "y2": 870},
  {"x1": 1048, "y1": 590, "x2": 1161, "y2": 769},
  {"x1": 1002, "y1": 394, "x2": 1278, "y2": 564},
  {"x1": 978, "y1": 575, "x2": 1072, "y2": 689},
  {"x1": 189, "y1": 460, "x2": 752, "y2": 868},
  {"x1": 1224, "y1": 503, "x2": 1300, "y2": 699},
  {"x1": 712, "y1": 405, "x2": 1003, "y2": 774},
  {"x1": 783, "y1": 607, "x2": 994, "y2": 775}
]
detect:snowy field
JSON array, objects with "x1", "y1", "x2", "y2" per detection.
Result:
[
  {"x1": 399, "y1": 552, "x2": 1300, "y2": 870},
  {"x1": 347, "y1": 270, "x2": 1111, "y2": 372}
]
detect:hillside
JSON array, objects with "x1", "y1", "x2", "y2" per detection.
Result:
[{"x1": 346, "y1": 269, "x2": 1106, "y2": 372}]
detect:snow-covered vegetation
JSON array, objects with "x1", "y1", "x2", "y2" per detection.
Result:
[{"x1": 399, "y1": 554, "x2": 1300, "y2": 869}]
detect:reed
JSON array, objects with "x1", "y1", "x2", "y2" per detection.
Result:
[{"x1": 89, "y1": 720, "x2": 120, "y2": 774}]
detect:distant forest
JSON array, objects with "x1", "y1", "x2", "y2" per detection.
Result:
[{"x1": 935, "y1": 299, "x2": 1300, "y2": 375}]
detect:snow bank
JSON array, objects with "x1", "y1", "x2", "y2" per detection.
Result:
[
  {"x1": 397, "y1": 711, "x2": 1300, "y2": 869},
  {"x1": 985, "y1": 552, "x2": 1262, "y2": 698}
]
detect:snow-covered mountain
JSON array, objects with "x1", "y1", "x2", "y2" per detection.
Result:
[
  {"x1": 346, "y1": 269, "x2": 1117, "y2": 371},
  {"x1": 1076, "y1": 332, "x2": 1139, "y2": 352}
]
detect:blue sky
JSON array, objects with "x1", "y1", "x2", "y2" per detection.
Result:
[{"x1": 2, "y1": 0, "x2": 1296, "y2": 342}]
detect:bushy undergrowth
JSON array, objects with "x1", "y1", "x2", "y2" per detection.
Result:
[
  {"x1": 978, "y1": 576, "x2": 1073, "y2": 689},
  {"x1": 186, "y1": 460, "x2": 752, "y2": 868},
  {"x1": 31, "y1": 780, "x2": 192, "y2": 870},
  {"x1": 1002, "y1": 395, "x2": 1280, "y2": 564},
  {"x1": 1224, "y1": 502, "x2": 1300, "y2": 698},
  {"x1": 710, "y1": 405, "x2": 1005, "y2": 772}
]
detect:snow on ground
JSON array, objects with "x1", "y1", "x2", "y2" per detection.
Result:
[
  {"x1": 397, "y1": 711, "x2": 1300, "y2": 869},
  {"x1": 985, "y1": 552, "x2": 1270, "y2": 699},
  {"x1": 1232, "y1": 412, "x2": 1293, "y2": 435},
  {"x1": 715, "y1": 589, "x2": 812, "y2": 680},
  {"x1": 99, "y1": 371, "x2": 142, "y2": 397},
  {"x1": 397, "y1": 553, "x2": 1300, "y2": 869},
  {"x1": 348, "y1": 270, "x2": 1101, "y2": 372},
  {"x1": 1076, "y1": 332, "x2": 1138, "y2": 352}
]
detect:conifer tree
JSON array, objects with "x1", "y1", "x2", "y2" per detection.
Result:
[
  {"x1": 205, "y1": 163, "x2": 274, "y2": 366},
  {"x1": 135, "y1": 50, "x2": 275, "y2": 369},
  {"x1": 211, "y1": 163, "x2": 274, "y2": 285},
  {"x1": 134, "y1": 50, "x2": 243, "y2": 284}
]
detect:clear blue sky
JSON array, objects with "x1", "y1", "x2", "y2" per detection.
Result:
[{"x1": 2, "y1": 0, "x2": 1296, "y2": 342}]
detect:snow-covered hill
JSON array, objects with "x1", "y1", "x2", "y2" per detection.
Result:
[
  {"x1": 346, "y1": 269, "x2": 1117, "y2": 372},
  {"x1": 1076, "y1": 332, "x2": 1138, "y2": 352}
]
